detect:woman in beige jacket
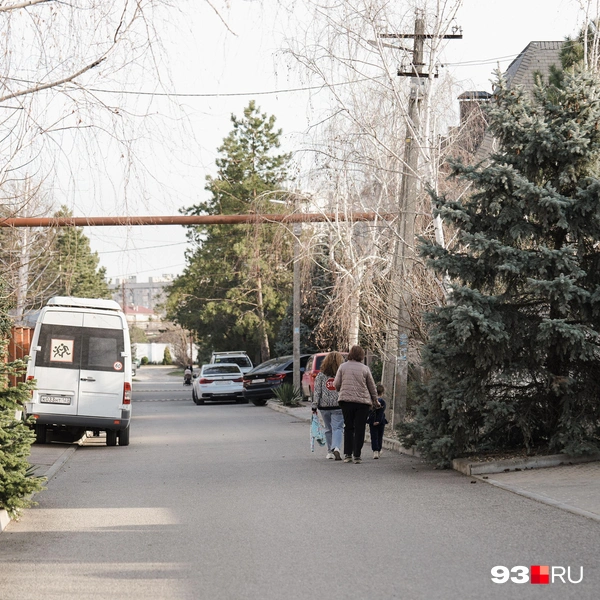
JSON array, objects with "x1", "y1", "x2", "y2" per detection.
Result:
[{"x1": 333, "y1": 345, "x2": 379, "y2": 464}]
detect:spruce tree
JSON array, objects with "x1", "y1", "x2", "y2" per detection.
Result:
[
  {"x1": 0, "y1": 279, "x2": 44, "y2": 517},
  {"x1": 400, "y1": 70, "x2": 600, "y2": 466}
]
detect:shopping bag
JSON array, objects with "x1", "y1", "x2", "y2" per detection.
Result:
[{"x1": 310, "y1": 413, "x2": 326, "y2": 451}]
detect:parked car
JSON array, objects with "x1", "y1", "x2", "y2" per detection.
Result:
[
  {"x1": 301, "y1": 352, "x2": 348, "y2": 402},
  {"x1": 243, "y1": 355, "x2": 311, "y2": 406},
  {"x1": 209, "y1": 351, "x2": 253, "y2": 374},
  {"x1": 132, "y1": 357, "x2": 141, "y2": 377},
  {"x1": 192, "y1": 363, "x2": 245, "y2": 405}
]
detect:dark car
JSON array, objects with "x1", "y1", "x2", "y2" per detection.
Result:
[{"x1": 243, "y1": 354, "x2": 311, "y2": 406}]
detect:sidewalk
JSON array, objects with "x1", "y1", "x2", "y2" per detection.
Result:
[
  {"x1": 268, "y1": 400, "x2": 600, "y2": 523},
  {"x1": 3, "y1": 400, "x2": 599, "y2": 533}
]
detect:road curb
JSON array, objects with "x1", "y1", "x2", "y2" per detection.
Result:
[
  {"x1": 43, "y1": 446, "x2": 77, "y2": 481},
  {"x1": 453, "y1": 453, "x2": 600, "y2": 476},
  {"x1": 0, "y1": 446, "x2": 77, "y2": 534},
  {"x1": 474, "y1": 475, "x2": 600, "y2": 523}
]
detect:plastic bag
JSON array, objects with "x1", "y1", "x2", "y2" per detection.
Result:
[{"x1": 310, "y1": 413, "x2": 327, "y2": 451}]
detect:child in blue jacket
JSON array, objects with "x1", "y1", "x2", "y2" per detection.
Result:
[{"x1": 367, "y1": 384, "x2": 388, "y2": 459}]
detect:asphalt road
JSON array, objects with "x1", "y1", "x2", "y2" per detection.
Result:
[{"x1": 0, "y1": 367, "x2": 598, "y2": 599}]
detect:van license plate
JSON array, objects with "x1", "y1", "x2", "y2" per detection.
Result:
[{"x1": 40, "y1": 395, "x2": 71, "y2": 405}]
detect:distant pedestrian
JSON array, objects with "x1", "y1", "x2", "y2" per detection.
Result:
[
  {"x1": 312, "y1": 351, "x2": 345, "y2": 461},
  {"x1": 184, "y1": 365, "x2": 192, "y2": 385},
  {"x1": 333, "y1": 345, "x2": 379, "y2": 464},
  {"x1": 367, "y1": 384, "x2": 388, "y2": 459}
]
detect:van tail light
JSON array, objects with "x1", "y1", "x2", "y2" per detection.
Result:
[
  {"x1": 123, "y1": 382, "x2": 132, "y2": 405},
  {"x1": 310, "y1": 372, "x2": 317, "y2": 379},
  {"x1": 199, "y1": 378, "x2": 213, "y2": 384},
  {"x1": 267, "y1": 373, "x2": 286, "y2": 382}
]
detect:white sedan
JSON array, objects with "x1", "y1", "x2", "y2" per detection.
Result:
[{"x1": 192, "y1": 363, "x2": 246, "y2": 405}]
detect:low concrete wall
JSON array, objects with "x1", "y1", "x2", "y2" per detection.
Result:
[{"x1": 453, "y1": 453, "x2": 600, "y2": 476}]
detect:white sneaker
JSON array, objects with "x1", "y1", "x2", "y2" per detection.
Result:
[
  {"x1": 373, "y1": 451, "x2": 379, "y2": 459},
  {"x1": 326, "y1": 452, "x2": 335, "y2": 459},
  {"x1": 332, "y1": 448, "x2": 342, "y2": 461}
]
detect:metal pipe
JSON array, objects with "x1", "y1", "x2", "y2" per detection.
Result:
[{"x1": 0, "y1": 213, "x2": 394, "y2": 228}]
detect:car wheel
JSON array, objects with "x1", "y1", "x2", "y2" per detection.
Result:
[
  {"x1": 192, "y1": 389, "x2": 198, "y2": 404},
  {"x1": 106, "y1": 429, "x2": 117, "y2": 446},
  {"x1": 118, "y1": 425, "x2": 130, "y2": 446},
  {"x1": 35, "y1": 424, "x2": 47, "y2": 444},
  {"x1": 252, "y1": 399, "x2": 267, "y2": 406},
  {"x1": 197, "y1": 396, "x2": 205, "y2": 405}
]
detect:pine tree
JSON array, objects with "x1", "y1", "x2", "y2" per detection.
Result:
[
  {"x1": 51, "y1": 208, "x2": 111, "y2": 300},
  {"x1": 167, "y1": 102, "x2": 293, "y2": 363},
  {"x1": 0, "y1": 279, "x2": 44, "y2": 517},
  {"x1": 399, "y1": 70, "x2": 600, "y2": 466}
]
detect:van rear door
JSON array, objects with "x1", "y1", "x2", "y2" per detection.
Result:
[
  {"x1": 77, "y1": 312, "x2": 125, "y2": 419},
  {"x1": 34, "y1": 314, "x2": 84, "y2": 415}
]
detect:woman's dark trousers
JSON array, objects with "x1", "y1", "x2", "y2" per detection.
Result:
[{"x1": 340, "y1": 402, "x2": 371, "y2": 459}]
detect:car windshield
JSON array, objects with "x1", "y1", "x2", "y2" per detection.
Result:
[
  {"x1": 214, "y1": 356, "x2": 251, "y2": 368},
  {"x1": 203, "y1": 366, "x2": 241, "y2": 375}
]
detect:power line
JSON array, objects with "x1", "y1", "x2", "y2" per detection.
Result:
[
  {"x1": 110, "y1": 262, "x2": 186, "y2": 280},
  {"x1": 441, "y1": 53, "x2": 519, "y2": 67},
  {"x1": 86, "y1": 78, "x2": 373, "y2": 99},
  {"x1": 96, "y1": 240, "x2": 189, "y2": 254}
]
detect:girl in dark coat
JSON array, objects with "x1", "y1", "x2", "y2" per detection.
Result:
[{"x1": 367, "y1": 384, "x2": 388, "y2": 459}]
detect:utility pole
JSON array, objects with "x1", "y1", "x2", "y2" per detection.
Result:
[
  {"x1": 381, "y1": 12, "x2": 461, "y2": 430},
  {"x1": 15, "y1": 227, "x2": 29, "y2": 325},
  {"x1": 293, "y1": 219, "x2": 301, "y2": 391}
]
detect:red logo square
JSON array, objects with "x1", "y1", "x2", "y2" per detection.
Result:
[{"x1": 531, "y1": 565, "x2": 550, "y2": 584}]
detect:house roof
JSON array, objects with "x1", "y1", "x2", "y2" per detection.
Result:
[
  {"x1": 124, "y1": 305, "x2": 154, "y2": 315},
  {"x1": 504, "y1": 41, "x2": 564, "y2": 90},
  {"x1": 474, "y1": 41, "x2": 564, "y2": 161}
]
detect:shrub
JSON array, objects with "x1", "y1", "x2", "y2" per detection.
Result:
[
  {"x1": 273, "y1": 383, "x2": 303, "y2": 407},
  {"x1": 162, "y1": 347, "x2": 172, "y2": 365}
]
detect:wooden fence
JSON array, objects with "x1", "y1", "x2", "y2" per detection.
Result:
[{"x1": 6, "y1": 326, "x2": 33, "y2": 386}]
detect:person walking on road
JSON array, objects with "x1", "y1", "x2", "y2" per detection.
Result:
[
  {"x1": 312, "y1": 351, "x2": 345, "y2": 461},
  {"x1": 367, "y1": 384, "x2": 388, "y2": 459},
  {"x1": 333, "y1": 345, "x2": 379, "y2": 464}
]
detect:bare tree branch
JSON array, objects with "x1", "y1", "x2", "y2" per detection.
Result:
[
  {"x1": 0, "y1": 58, "x2": 106, "y2": 104},
  {"x1": 0, "y1": 0, "x2": 52, "y2": 13}
]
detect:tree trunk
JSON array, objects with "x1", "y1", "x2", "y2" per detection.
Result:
[
  {"x1": 256, "y1": 270, "x2": 270, "y2": 362},
  {"x1": 347, "y1": 287, "x2": 360, "y2": 349}
]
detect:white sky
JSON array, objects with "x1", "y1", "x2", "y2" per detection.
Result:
[{"x1": 85, "y1": 0, "x2": 583, "y2": 285}]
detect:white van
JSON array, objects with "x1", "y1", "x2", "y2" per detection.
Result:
[
  {"x1": 209, "y1": 351, "x2": 253, "y2": 374},
  {"x1": 25, "y1": 296, "x2": 132, "y2": 446}
]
